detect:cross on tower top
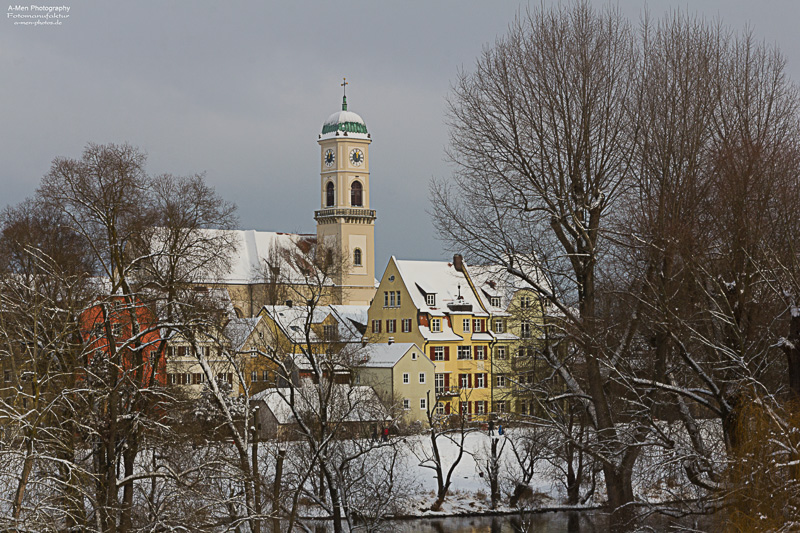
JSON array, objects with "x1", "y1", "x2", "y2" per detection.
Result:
[{"x1": 341, "y1": 77, "x2": 348, "y2": 110}]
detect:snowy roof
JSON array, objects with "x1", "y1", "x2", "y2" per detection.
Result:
[
  {"x1": 319, "y1": 98, "x2": 369, "y2": 141},
  {"x1": 393, "y1": 258, "x2": 489, "y2": 317},
  {"x1": 469, "y1": 262, "x2": 549, "y2": 313},
  {"x1": 261, "y1": 304, "x2": 364, "y2": 345},
  {"x1": 252, "y1": 384, "x2": 389, "y2": 425},
  {"x1": 361, "y1": 342, "x2": 428, "y2": 368},
  {"x1": 329, "y1": 305, "x2": 369, "y2": 336},
  {"x1": 223, "y1": 317, "x2": 261, "y2": 351},
  {"x1": 182, "y1": 229, "x2": 324, "y2": 285}
]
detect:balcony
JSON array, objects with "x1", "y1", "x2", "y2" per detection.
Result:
[
  {"x1": 314, "y1": 208, "x2": 376, "y2": 223},
  {"x1": 435, "y1": 386, "x2": 461, "y2": 397}
]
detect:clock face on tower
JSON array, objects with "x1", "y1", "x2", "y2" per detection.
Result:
[
  {"x1": 324, "y1": 149, "x2": 335, "y2": 167},
  {"x1": 349, "y1": 148, "x2": 364, "y2": 167}
]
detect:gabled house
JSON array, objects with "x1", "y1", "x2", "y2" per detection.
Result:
[
  {"x1": 366, "y1": 255, "x2": 512, "y2": 420},
  {"x1": 356, "y1": 342, "x2": 434, "y2": 424}
]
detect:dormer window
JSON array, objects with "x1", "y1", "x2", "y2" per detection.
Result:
[
  {"x1": 490, "y1": 296, "x2": 501, "y2": 308},
  {"x1": 426, "y1": 294, "x2": 436, "y2": 307},
  {"x1": 430, "y1": 318, "x2": 441, "y2": 333}
]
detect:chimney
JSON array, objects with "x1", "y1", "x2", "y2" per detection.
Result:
[
  {"x1": 388, "y1": 337, "x2": 394, "y2": 345},
  {"x1": 453, "y1": 254, "x2": 464, "y2": 272}
]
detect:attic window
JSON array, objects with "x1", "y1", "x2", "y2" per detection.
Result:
[
  {"x1": 426, "y1": 294, "x2": 436, "y2": 307},
  {"x1": 490, "y1": 296, "x2": 501, "y2": 307}
]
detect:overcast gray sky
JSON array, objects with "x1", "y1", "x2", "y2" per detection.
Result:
[{"x1": 2, "y1": 1, "x2": 799, "y2": 273}]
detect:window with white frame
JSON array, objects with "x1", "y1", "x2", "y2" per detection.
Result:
[
  {"x1": 521, "y1": 321, "x2": 532, "y2": 338},
  {"x1": 496, "y1": 346, "x2": 507, "y2": 359},
  {"x1": 476, "y1": 401, "x2": 486, "y2": 414},
  {"x1": 461, "y1": 402, "x2": 469, "y2": 417},
  {"x1": 474, "y1": 346, "x2": 486, "y2": 360},
  {"x1": 520, "y1": 295, "x2": 532, "y2": 308},
  {"x1": 387, "y1": 319, "x2": 396, "y2": 333},
  {"x1": 262, "y1": 370, "x2": 269, "y2": 382},
  {"x1": 475, "y1": 373, "x2": 485, "y2": 388},
  {"x1": 494, "y1": 319, "x2": 504, "y2": 333},
  {"x1": 402, "y1": 318, "x2": 411, "y2": 332},
  {"x1": 403, "y1": 373, "x2": 409, "y2": 384},
  {"x1": 457, "y1": 346, "x2": 471, "y2": 360},
  {"x1": 435, "y1": 373, "x2": 445, "y2": 391},
  {"x1": 460, "y1": 374, "x2": 470, "y2": 389},
  {"x1": 463, "y1": 319, "x2": 470, "y2": 332},
  {"x1": 384, "y1": 291, "x2": 401, "y2": 308},
  {"x1": 496, "y1": 375, "x2": 506, "y2": 388},
  {"x1": 251, "y1": 371, "x2": 257, "y2": 382},
  {"x1": 430, "y1": 318, "x2": 441, "y2": 333},
  {"x1": 371, "y1": 320, "x2": 382, "y2": 333},
  {"x1": 403, "y1": 399, "x2": 410, "y2": 410},
  {"x1": 436, "y1": 402, "x2": 445, "y2": 415},
  {"x1": 490, "y1": 296, "x2": 502, "y2": 307},
  {"x1": 433, "y1": 346, "x2": 444, "y2": 361},
  {"x1": 420, "y1": 398, "x2": 427, "y2": 410},
  {"x1": 419, "y1": 372, "x2": 426, "y2": 384},
  {"x1": 496, "y1": 400, "x2": 506, "y2": 413},
  {"x1": 426, "y1": 293, "x2": 436, "y2": 307}
]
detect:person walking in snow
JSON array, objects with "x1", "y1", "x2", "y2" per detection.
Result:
[
  {"x1": 382, "y1": 426, "x2": 389, "y2": 442},
  {"x1": 488, "y1": 419, "x2": 495, "y2": 436},
  {"x1": 498, "y1": 424, "x2": 504, "y2": 436}
]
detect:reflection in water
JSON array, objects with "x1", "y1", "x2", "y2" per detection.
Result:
[
  {"x1": 309, "y1": 510, "x2": 709, "y2": 532},
  {"x1": 390, "y1": 512, "x2": 608, "y2": 533}
]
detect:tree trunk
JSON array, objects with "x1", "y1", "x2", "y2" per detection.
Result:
[
  {"x1": 272, "y1": 448, "x2": 285, "y2": 533},
  {"x1": 785, "y1": 313, "x2": 800, "y2": 399},
  {"x1": 12, "y1": 437, "x2": 35, "y2": 521}
]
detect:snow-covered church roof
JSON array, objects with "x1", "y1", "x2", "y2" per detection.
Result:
[{"x1": 188, "y1": 229, "x2": 324, "y2": 285}]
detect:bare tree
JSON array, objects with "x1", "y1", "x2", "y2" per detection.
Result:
[
  {"x1": 0, "y1": 142, "x2": 240, "y2": 532},
  {"x1": 410, "y1": 389, "x2": 475, "y2": 512},
  {"x1": 433, "y1": 2, "x2": 643, "y2": 526}
]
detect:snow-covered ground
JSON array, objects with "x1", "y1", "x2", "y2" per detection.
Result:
[{"x1": 398, "y1": 430, "x2": 562, "y2": 516}]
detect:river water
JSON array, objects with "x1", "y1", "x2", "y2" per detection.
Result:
[{"x1": 385, "y1": 510, "x2": 711, "y2": 532}]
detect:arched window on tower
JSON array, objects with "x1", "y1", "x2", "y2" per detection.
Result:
[
  {"x1": 354, "y1": 248, "x2": 362, "y2": 267},
  {"x1": 326, "y1": 181, "x2": 335, "y2": 207},
  {"x1": 350, "y1": 181, "x2": 363, "y2": 207}
]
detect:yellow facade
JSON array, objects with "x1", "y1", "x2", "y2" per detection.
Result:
[{"x1": 366, "y1": 257, "x2": 497, "y2": 420}]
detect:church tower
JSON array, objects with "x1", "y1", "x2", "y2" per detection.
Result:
[{"x1": 315, "y1": 82, "x2": 376, "y2": 305}]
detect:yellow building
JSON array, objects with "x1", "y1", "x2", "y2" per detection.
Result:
[
  {"x1": 366, "y1": 255, "x2": 513, "y2": 420},
  {"x1": 470, "y1": 265, "x2": 548, "y2": 416},
  {"x1": 357, "y1": 342, "x2": 434, "y2": 425}
]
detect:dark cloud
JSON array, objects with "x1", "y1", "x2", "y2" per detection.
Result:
[{"x1": 2, "y1": 0, "x2": 799, "y2": 272}]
